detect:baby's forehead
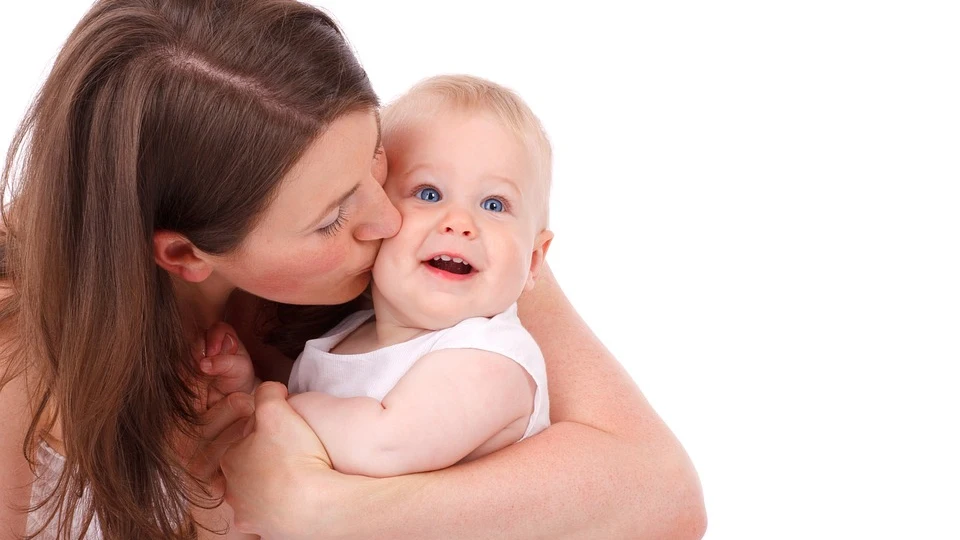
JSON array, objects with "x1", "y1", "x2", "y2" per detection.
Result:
[
  {"x1": 383, "y1": 100, "x2": 551, "y2": 228},
  {"x1": 398, "y1": 114, "x2": 542, "y2": 177}
]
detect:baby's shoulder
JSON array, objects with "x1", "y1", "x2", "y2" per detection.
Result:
[{"x1": 433, "y1": 305, "x2": 539, "y2": 357}]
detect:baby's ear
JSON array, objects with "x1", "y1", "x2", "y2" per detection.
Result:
[
  {"x1": 153, "y1": 230, "x2": 214, "y2": 283},
  {"x1": 524, "y1": 230, "x2": 554, "y2": 292}
]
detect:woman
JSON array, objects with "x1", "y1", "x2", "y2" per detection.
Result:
[{"x1": 0, "y1": 0, "x2": 704, "y2": 538}]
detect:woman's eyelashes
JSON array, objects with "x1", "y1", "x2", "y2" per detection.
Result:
[
  {"x1": 411, "y1": 185, "x2": 511, "y2": 214},
  {"x1": 317, "y1": 206, "x2": 349, "y2": 237}
]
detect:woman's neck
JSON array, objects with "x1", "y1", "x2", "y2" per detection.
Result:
[{"x1": 173, "y1": 274, "x2": 234, "y2": 339}]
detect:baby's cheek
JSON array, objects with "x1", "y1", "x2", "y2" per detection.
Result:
[{"x1": 504, "y1": 239, "x2": 533, "y2": 288}]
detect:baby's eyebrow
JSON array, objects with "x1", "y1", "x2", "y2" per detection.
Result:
[{"x1": 487, "y1": 175, "x2": 524, "y2": 198}]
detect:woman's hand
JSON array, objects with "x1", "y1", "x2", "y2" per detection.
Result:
[
  {"x1": 183, "y1": 323, "x2": 259, "y2": 537},
  {"x1": 182, "y1": 323, "x2": 257, "y2": 485},
  {"x1": 179, "y1": 390, "x2": 255, "y2": 536},
  {"x1": 221, "y1": 382, "x2": 371, "y2": 539}
]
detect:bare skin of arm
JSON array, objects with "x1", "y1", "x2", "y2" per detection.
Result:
[
  {"x1": 354, "y1": 264, "x2": 706, "y2": 538},
  {"x1": 0, "y1": 281, "x2": 34, "y2": 538},
  {"x1": 288, "y1": 348, "x2": 534, "y2": 477},
  {"x1": 222, "y1": 264, "x2": 706, "y2": 539},
  {"x1": 0, "y1": 363, "x2": 33, "y2": 538},
  {"x1": 0, "y1": 299, "x2": 259, "y2": 539}
]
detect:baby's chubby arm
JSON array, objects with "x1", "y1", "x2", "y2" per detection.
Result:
[{"x1": 287, "y1": 349, "x2": 535, "y2": 478}]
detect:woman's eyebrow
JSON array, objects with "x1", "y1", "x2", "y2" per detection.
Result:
[
  {"x1": 303, "y1": 182, "x2": 360, "y2": 233},
  {"x1": 373, "y1": 111, "x2": 382, "y2": 157}
]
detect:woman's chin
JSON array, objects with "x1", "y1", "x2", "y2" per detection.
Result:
[
  {"x1": 332, "y1": 272, "x2": 373, "y2": 304},
  {"x1": 255, "y1": 272, "x2": 372, "y2": 307}
]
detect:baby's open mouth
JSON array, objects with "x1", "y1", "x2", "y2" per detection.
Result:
[{"x1": 427, "y1": 255, "x2": 473, "y2": 275}]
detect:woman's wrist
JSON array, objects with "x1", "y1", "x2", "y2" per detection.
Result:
[{"x1": 300, "y1": 470, "x2": 423, "y2": 540}]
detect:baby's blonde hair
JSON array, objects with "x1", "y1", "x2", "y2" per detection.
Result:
[{"x1": 382, "y1": 74, "x2": 553, "y2": 228}]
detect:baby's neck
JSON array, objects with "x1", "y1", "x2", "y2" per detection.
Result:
[
  {"x1": 332, "y1": 314, "x2": 429, "y2": 355},
  {"x1": 331, "y1": 285, "x2": 431, "y2": 354}
]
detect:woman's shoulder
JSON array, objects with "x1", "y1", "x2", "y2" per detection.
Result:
[
  {"x1": 0, "y1": 279, "x2": 33, "y2": 427},
  {"x1": 0, "y1": 282, "x2": 34, "y2": 537},
  {"x1": 0, "y1": 283, "x2": 20, "y2": 368}
]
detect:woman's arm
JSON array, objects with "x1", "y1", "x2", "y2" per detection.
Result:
[
  {"x1": 0, "y1": 365, "x2": 33, "y2": 538},
  {"x1": 341, "y1": 264, "x2": 705, "y2": 538},
  {"x1": 223, "y1": 264, "x2": 706, "y2": 539}
]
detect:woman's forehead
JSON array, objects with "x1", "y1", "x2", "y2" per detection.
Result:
[{"x1": 260, "y1": 110, "x2": 380, "y2": 232}]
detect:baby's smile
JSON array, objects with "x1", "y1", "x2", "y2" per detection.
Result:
[
  {"x1": 422, "y1": 252, "x2": 478, "y2": 281},
  {"x1": 426, "y1": 254, "x2": 474, "y2": 275}
]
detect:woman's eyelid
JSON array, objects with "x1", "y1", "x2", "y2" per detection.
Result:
[
  {"x1": 315, "y1": 205, "x2": 343, "y2": 229},
  {"x1": 316, "y1": 190, "x2": 356, "y2": 234},
  {"x1": 317, "y1": 206, "x2": 348, "y2": 236}
]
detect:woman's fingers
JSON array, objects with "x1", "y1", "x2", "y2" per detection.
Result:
[
  {"x1": 253, "y1": 379, "x2": 288, "y2": 409},
  {"x1": 207, "y1": 387, "x2": 226, "y2": 409},
  {"x1": 219, "y1": 382, "x2": 333, "y2": 536},
  {"x1": 199, "y1": 392, "x2": 255, "y2": 442},
  {"x1": 220, "y1": 380, "x2": 331, "y2": 480},
  {"x1": 188, "y1": 392, "x2": 255, "y2": 482},
  {"x1": 220, "y1": 382, "x2": 288, "y2": 472}
]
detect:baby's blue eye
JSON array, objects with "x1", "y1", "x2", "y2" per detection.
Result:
[
  {"x1": 416, "y1": 187, "x2": 441, "y2": 203},
  {"x1": 482, "y1": 197, "x2": 505, "y2": 212}
]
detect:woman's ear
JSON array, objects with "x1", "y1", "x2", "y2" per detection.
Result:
[
  {"x1": 153, "y1": 230, "x2": 214, "y2": 283},
  {"x1": 524, "y1": 230, "x2": 554, "y2": 292}
]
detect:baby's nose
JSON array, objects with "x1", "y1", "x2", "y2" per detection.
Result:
[
  {"x1": 444, "y1": 224, "x2": 474, "y2": 238},
  {"x1": 441, "y1": 209, "x2": 477, "y2": 238}
]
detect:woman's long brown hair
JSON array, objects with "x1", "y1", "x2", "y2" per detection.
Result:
[{"x1": 0, "y1": 0, "x2": 377, "y2": 537}]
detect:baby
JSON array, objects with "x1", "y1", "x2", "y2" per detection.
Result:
[
  {"x1": 283, "y1": 75, "x2": 555, "y2": 477},
  {"x1": 214, "y1": 75, "x2": 555, "y2": 478}
]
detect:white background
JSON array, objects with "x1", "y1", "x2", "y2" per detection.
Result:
[{"x1": 2, "y1": 2, "x2": 958, "y2": 538}]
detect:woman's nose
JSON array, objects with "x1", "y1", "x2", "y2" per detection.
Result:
[{"x1": 354, "y1": 178, "x2": 401, "y2": 241}]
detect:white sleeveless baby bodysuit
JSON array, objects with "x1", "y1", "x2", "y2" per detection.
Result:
[{"x1": 288, "y1": 303, "x2": 550, "y2": 440}]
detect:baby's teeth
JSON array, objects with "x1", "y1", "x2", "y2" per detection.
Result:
[
  {"x1": 440, "y1": 255, "x2": 452, "y2": 261},
  {"x1": 433, "y1": 256, "x2": 441, "y2": 261},
  {"x1": 452, "y1": 257, "x2": 463, "y2": 263}
]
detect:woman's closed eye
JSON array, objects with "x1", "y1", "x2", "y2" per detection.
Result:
[{"x1": 317, "y1": 206, "x2": 349, "y2": 237}]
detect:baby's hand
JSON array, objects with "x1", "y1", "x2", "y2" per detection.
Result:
[{"x1": 199, "y1": 322, "x2": 258, "y2": 409}]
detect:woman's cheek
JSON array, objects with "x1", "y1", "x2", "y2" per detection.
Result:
[
  {"x1": 301, "y1": 239, "x2": 349, "y2": 275},
  {"x1": 243, "y1": 241, "x2": 350, "y2": 300}
]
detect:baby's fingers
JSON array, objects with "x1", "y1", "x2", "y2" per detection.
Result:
[
  {"x1": 200, "y1": 354, "x2": 257, "y2": 397},
  {"x1": 204, "y1": 321, "x2": 246, "y2": 358}
]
